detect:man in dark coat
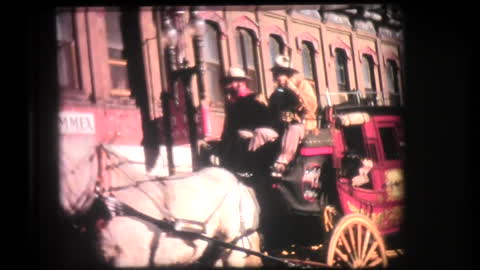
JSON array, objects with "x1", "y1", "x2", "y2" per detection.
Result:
[{"x1": 219, "y1": 67, "x2": 278, "y2": 175}]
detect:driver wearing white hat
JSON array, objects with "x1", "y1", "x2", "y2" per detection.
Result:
[
  {"x1": 218, "y1": 67, "x2": 278, "y2": 175},
  {"x1": 268, "y1": 55, "x2": 318, "y2": 177}
]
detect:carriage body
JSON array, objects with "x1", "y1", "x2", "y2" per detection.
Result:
[
  {"x1": 329, "y1": 106, "x2": 405, "y2": 236},
  {"x1": 277, "y1": 106, "x2": 405, "y2": 232},
  {"x1": 268, "y1": 105, "x2": 406, "y2": 268}
]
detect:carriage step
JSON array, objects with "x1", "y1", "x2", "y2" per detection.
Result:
[
  {"x1": 284, "y1": 258, "x2": 331, "y2": 268},
  {"x1": 386, "y1": 249, "x2": 405, "y2": 258}
]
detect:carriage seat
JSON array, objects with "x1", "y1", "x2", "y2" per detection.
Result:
[
  {"x1": 301, "y1": 128, "x2": 333, "y2": 147},
  {"x1": 299, "y1": 128, "x2": 334, "y2": 156}
]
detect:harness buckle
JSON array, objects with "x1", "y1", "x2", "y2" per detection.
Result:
[
  {"x1": 174, "y1": 219, "x2": 206, "y2": 234},
  {"x1": 103, "y1": 195, "x2": 123, "y2": 217}
]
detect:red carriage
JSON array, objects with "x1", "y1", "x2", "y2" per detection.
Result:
[{"x1": 256, "y1": 104, "x2": 406, "y2": 268}]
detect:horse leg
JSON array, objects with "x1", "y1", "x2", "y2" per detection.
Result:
[
  {"x1": 99, "y1": 216, "x2": 211, "y2": 267},
  {"x1": 221, "y1": 231, "x2": 263, "y2": 267},
  {"x1": 98, "y1": 217, "x2": 152, "y2": 267},
  {"x1": 216, "y1": 186, "x2": 263, "y2": 267}
]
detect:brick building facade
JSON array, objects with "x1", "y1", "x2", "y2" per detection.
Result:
[{"x1": 56, "y1": 5, "x2": 404, "y2": 171}]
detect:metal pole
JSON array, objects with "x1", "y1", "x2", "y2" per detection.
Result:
[
  {"x1": 193, "y1": 29, "x2": 206, "y2": 103},
  {"x1": 183, "y1": 80, "x2": 200, "y2": 171},
  {"x1": 176, "y1": 62, "x2": 200, "y2": 171},
  {"x1": 162, "y1": 13, "x2": 177, "y2": 175},
  {"x1": 190, "y1": 8, "x2": 207, "y2": 170}
]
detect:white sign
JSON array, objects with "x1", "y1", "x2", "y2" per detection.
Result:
[{"x1": 59, "y1": 112, "x2": 96, "y2": 134}]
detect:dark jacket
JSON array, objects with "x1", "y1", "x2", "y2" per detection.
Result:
[
  {"x1": 268, "y1": 86, "x2": 303, "y2": 131},
  {"x1": 220, "y1": 93, "x2": 273, "y2": 172}
]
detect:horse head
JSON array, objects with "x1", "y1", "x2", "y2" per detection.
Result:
[{"x1": 59, "y1": 135, "x2": 99, "y2": 217}]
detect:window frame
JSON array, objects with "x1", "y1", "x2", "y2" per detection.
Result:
[
  {"x1": 105, "y1": 9, "x2": 131, "y2": 97},
  {"x1": 386, "y1": 59, "x2": 400, "y2": 94},
  {"x1": 362, "y1": 54, "x2": 376, "y2": 92},
  {"x1": 335, "y1": 48, "x2": 350, "y2": 92},
  {"x1": 235, "y1": 27, "x2": 260, "y2": 92},
  {"x1": 268, "y1": 34, "x2": 285, "y2": 68},
  {"x1": 343, "y1": 125, "x2": 367, "y2": 158},
  {"x1": 201, "y1": 21, "x2": 224, "y2": 108},
  {"x1": 378, "y1": 126, "x2": 401, "y2": 161},
  {"x1": 385, "y1": 59, "x2": 401, "y2": 105},
  {"x1": 301, "y1": 41, "x2": 320, "y2": 97},
  {"x1": 56, "y1": 9, "x2": 81, "y2": 92},
  {"x1": 301, "y1": 41, "x2": 315, "y2": 81}
]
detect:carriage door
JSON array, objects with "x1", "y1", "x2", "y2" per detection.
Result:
[{"x1": 368, "y1": 116, "x2": 404, "y2": 192}]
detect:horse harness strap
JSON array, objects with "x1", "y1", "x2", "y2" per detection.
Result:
[
  {"x1": 228, "y1": 228, "x2": 257, "y2": 247},
  {"x1": 95, "y1": 146, "x2": 237, "y2": 235},
  {"x1": 103, "y1": 197, "x2": 290, "y2": 265},
  {"x1": 103, "y1": 195, "x2": 176, "y2": 230},
  {"x1": 96, "y1": 145, "x2": 150, "y2": 194},
  {"x1": 100, "y1": 181, "x2": 243, "y2": 237}
]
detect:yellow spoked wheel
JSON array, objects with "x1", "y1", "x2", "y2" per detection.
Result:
[{"x1": 326, "y1": 214, "x2": 388, "y2": 269}]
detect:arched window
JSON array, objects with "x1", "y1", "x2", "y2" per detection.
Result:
[
  {"x1": 105, "y1": 9, "x2": 130, "y2": 96},
  {"x1": 335, "y1": 48, "x2": 350, "y2": 92},
  {"x1": 362, "y1": 54, "x2": 376, "y2": 92},
  {"x1": 302, "y1": 42, "x2": 317, "y2": 87},
  {"x1": 235, "y1": 28, "x2": 259, "y2": 91},
  {"x1": 386, "y1": 59, "x2": 401, "y2": 105},
  {"x1": 361, "y1": 54, "x2": 378, "y2": 105},
  {"x1": 362, "y1": 54, "x2": 377, "y2": 105},
  {"x1": 202, "y1": 22, "x2": 223, "y2": 107},
  {"x1": 269, "y1": 35, "x2": 284, "y2": 67},
  {"x1": 386, "y1": 60, "x2": 399, "y2": 93},
  {"x1": 56, "y1": 9, "x2": 79, "y2": 90}
]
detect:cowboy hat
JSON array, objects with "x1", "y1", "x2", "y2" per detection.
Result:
[
  {"x1": 223, "y1": 67, "x2": 250, "y2": 83},
  {"x1": 270, "y1": 55, "x2": 299, "y2": 75}
]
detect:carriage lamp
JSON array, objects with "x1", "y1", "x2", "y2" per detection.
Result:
[
  {"x1": 165, "y1": 17, "x2": 178, "y2": 47},
  {"x1": 190, "y1": 8, "x2": 207, "y2": 102},
  {"x1": 191, "y1": 9, "x2": 206, "y2": 36}
]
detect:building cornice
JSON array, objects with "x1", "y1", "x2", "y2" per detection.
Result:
[
  {"x1": 322, "y1": 12, "x2": 352, "y2": 29},
  {"x1": 262, "y1": 11, "x2": 287, "y2": 20},
  {"x1": 290, "y1": 17, "x2": 322, "y2": 28},
  {"x1": 353, "y1": 19, "x2": 376, "y2": 36},
  {"x1": 378, "y1": 26, "x2": 399, "y2": 41},
  {"x1": 324, "y1": 26, "x2": 352, "y2": 37}
]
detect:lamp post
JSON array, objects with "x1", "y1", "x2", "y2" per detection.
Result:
[
  {"x1": 161, "y1": 13, "x2": 178, "y2": 175},
  {"x1": 163, "y1": 7, "x2": 206, "y2": 172}
]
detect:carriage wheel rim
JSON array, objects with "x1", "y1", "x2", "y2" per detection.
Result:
[{"x1": 326, "y1": 214, "x2": 388, "y2": 268}]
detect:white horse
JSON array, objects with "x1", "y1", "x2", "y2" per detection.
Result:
[{"x1": 59, "y1": 135, "x2": 263, "y2": 268}]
